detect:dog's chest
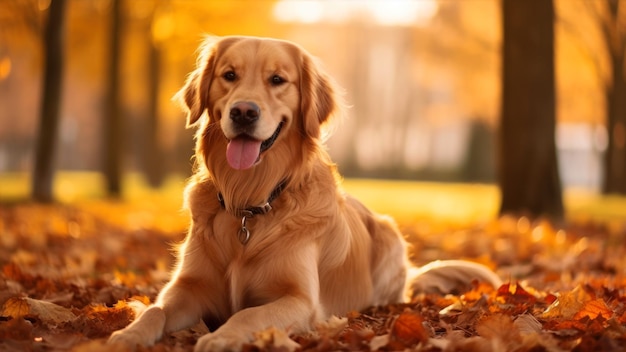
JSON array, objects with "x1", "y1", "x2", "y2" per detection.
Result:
[
  {"x1": 226, "y1": 247, "x2": 275, "y2": 313},
  {"x1": 224, "y1": 227, "x2": 286, "y2": 313},
  {"x1": 212, "y1": 211, "x2": 300, "y2": 314}
]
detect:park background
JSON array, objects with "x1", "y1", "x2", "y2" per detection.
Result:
[
  {"x1": 1, "y1": 0, "x2": 625, "y2": 213},
  {"x1": 2, "y1": 1, "x2": 626, "y2": 350}
]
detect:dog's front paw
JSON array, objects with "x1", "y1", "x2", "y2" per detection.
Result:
[
  {"x1": 194, "y1": 330, "x2": 248, "y2": 352},
  {"x1": 107, "y1": 305, "x2": 166, "y2": 349},
  {"x1": 107, "y1": 329, "x2": 149, "y2": 351}
]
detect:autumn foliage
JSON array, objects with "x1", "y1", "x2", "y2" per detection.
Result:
[{"x1": 1, "y1": 202, "x2": 626, "y2": 351}]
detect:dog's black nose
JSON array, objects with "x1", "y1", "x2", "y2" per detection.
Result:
[{"x1": 230, "y1": 101, "x2": 260, "y2": 126}]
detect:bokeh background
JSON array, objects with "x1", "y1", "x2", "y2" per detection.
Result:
[
  {"x1": 0, "y1": 0, "x2": 624, "y2": 208},
  {"x1": 5, "y1": 4, "x2": 626, "y2": 351}
]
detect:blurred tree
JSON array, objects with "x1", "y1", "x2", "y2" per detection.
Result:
[
  {"x1": 104, "y1": 0, "x2": 123, "y2": 197},
  {"x1": 588, "y1": 1, "x2": 626, "y2": 194},
  {"x1": 145, "y1": 33, "x2": 165, "y2": 188},
  {"x1": 32, "y1": 0, "x2": 67, "y2": 202},
  {"x1": 0, "y1": 1, "x2": 42, "y2": 41},
  {"x1": 463, "y1": 120, "x2": 496, "y2": 182},
  {"x1": 499, "y1": 0, "x2": 564, "y2": 220},
  {"x1": 144, "y1": 4, "x2": 166, "y2": 188}
]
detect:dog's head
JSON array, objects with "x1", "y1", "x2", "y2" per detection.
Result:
[{"x1": 176, "y1": 36, "x2": 341, "y2": 172}]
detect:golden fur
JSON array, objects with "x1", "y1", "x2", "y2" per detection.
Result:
[{"x1": 108, "y1": 36, "x2": 501, "y2": 352}]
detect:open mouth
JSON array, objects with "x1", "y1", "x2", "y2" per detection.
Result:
[
  {"x1": 260, "y1": 121, "x2": 283, "y2": 153},
  {"x1": 226, "y1": 122, "x2": 284, "y2": 170}
]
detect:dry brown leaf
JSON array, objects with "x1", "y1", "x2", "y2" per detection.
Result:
[
  {"x1": 573, "y1": 298, "x2": 613, "y2": 320},
  {"x1": 72, "y1": 339, "x2": 132, "y2": 352},
  {"x1": 2, "y1": 263, "x2": 34, "y2": 284},
  {"x1": 70, "y1": 304, "x2": 134, "y2": 339},
  {"x1": 1, "y1": 297, "x2": 30, "y2": 318},
  {"x1": 439, "y1": 299, "x2": 464, "y2": 316},
  {"x1": 390, "y1": 311, "x2": 428, "y2": 346},
  {"x1": 0, "y1": 316, "x2": 33, "y2": 339},
  {"x1": 252, "y1": 327, "x2": 300, "y2": 351},
  {"x1": 446, "y1": 335, "x2": 495, "y2": 352},
  {"x1": 37, "y1": 332, "x2": 85, "y2": 350},
  {"x1": 428, "y1": 336, "x2": 450, "y2": 350},
  {"x1": 315, "y1": 315, "x2": 348, "y2": 337},
  {"x1": 2, "y1": 297, "x2": 77, "y2": 324},
  {"x1": 513, "y1": 313, "x2": 542, "y2": 335},
  {"x1": 369, "y1": 334, "x2": 390, "y2": 351},
  {"x1": 115, "y1": 296, "x2": 150, "y2": 317},
  {"x1": 541, "y1": 285, "x2": 591, "y2": 319},
  {"x1": 496, "y1": 281, "x2": 537, "y2": 306},
  {"x1": 476, "y1": 314, "x2": 515, "y2": 339},
  {"x1": 3, "y1": 202, "x2": 626, "y2": 350}
]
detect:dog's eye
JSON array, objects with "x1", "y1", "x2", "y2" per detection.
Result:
[
  {"x1": 270, "y1": 74, "x2": 285, "y2": 86},
  {"x1": 223, "y1": 71, "x2": 237, "y2": 82}
]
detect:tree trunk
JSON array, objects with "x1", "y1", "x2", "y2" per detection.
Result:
[
  {"x1": 104, "y1": 0, "x2": 123, "y2": 197},
  {"x1": 498, "y1": 0, "x2": 564, "y2": 220},
  {"x1": 32, "y1": 0, "x2": 67, "y2": 203},
  {"x1": 145, "y1": 41, "x2": 165, "y2": 188},
  {"x1": 603, "y1": 53, "x2": 626, "y2": 194},
  {"x1": 600, "y1": 0, "x2": 626, "y2": 194}
]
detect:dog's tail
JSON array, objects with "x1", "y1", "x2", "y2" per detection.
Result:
[{"x1": 408, "y1": 260, "x2": 502, "y2": 296}]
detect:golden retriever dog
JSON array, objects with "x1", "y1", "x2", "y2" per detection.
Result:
[{"x1": 108, "y1": 36, "x2": 501, "y2": 351}]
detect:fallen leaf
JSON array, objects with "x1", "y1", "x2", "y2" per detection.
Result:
[
  {"x1": 476, "y1": 314, "x2": 516, "y2": 339},
  {"x1": 0, "y1": 316, "x2": 33, "y2": 339},
  {"x1": 252, "y1": 327, "x2": 300, "y2": 351},
  {"x1": 1, "y1": 296, "x2": 30, "y2": 318},
  {"x1": 72, "y1": 304, "x2": 134, "y2": 338},
  {"x1": 3, "y1": 198, "x2": 626, "y2": 350},
  {"x1": 390, "y1": 311, "x2": 428, "y2": 346},
  {"x1": 315, "y1": 315, "x2": 348, "y2": 337},
  {"x1": 513, "y1": 313, "x2": 542, "y2": 335},
  {"x1": 36, "y1": 332, "x2": 85, "y2": 350},
  {"x1": 573, "y1": 298, "x2": 612, "y2": 320},
  {"x1": 541, "y1": 285, "x2": 591, "y2": 319},
  {"x1": 1, "y1": 297, "x2": 76, "y2": 324},
  {"x1": 115, "y1": 296, "x2": 150, "y2": 317},
  {"x1": 439, "y1": 299, "x2": 464, "y2": 316},
  {"x1": 496, "y1": 281, "x2": 537, "y2": 306},
  {"x1": 369, "y1": 334, "x2": 390, "y2": 351},
  {"x1": 72, "y1": 339, "x2": 131, "y2": 352}
]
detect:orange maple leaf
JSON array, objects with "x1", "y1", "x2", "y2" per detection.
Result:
[
  {"x1": 390, "y1": 311, "x2": 429, "y2": 347},
  {"x1": 1, "y1": 297, "x2": 76, "y2": 323},
  {"x1": 573, "y1": 298, "x2": 613, "y2": 320}
]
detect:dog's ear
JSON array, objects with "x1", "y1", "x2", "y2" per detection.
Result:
[
  {"x1": 174, "y1": 38, "x2": 219, "y2": 128},
  {"x1": 300, "y1": 52, "x2": 341, "y2": 139}
]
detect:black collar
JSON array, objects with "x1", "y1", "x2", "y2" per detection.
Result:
[{"x1": 217, "y1": 179, "x2": 287, "y2": 218}]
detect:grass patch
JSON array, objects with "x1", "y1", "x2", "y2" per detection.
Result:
[
  {"x1": 1, "y1": 172, "x2": 625, "y2": 228},
  {"x1": 342, "y1": 179, "x2": 500, "y2": 225}
]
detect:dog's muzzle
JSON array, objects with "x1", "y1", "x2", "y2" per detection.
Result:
[{"x1": 225, "y1": 101, "x2": 283, "y2": 170}]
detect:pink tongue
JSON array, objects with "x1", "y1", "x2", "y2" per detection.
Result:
[{"x1": 226, "y1": 137, "x2": 262, "y2": 170}]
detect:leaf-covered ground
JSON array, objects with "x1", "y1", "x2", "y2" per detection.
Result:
[{"x1": 2, "y1": 195, "x2": 626, "y2": 351}]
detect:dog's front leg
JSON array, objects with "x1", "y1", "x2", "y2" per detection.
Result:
[
  {"x1": 108, "y1": 269, "x2": 220, "y2": 348},
  {"x1": 107, "y1": 304, "x2": 167, "y2": 347},
  {"x1": 194, "y1": 294, "x2": 317, "y2": 352},
  {"x1": 195, "y1": 244, "x2": 321, "y2": 352},
  {"x1": 109, "y1": 224, "x2": 222, "y2": 349}
]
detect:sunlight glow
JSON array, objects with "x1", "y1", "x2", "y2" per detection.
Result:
[
  {"x1": 366, "y1": 0, "x2": 437, "y2": 26},
  {"x1": 152, "y1": 13, "x2": 175, "y2": 43},
  {"x1": 273, "y1": 0, "x2": 438, "y2": 27},
  {"x1": 273, "y1": 0, "x2": 325, "y2": 24},
  {"x1": 556, "y1": 230, "x2": 567, "y2": 245},
  {"x1": 516, "y1": 217, "x2": 530, "y2": 233},
  {"x1": 0, "y1": 57, "x2": 11, "y2": 81},
  {"x1": 38, "y1": 0, "x2": 51, "y2": 11},
  {"x1": 531, "y1": 226, "x2": 544, "y2": 242}
]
